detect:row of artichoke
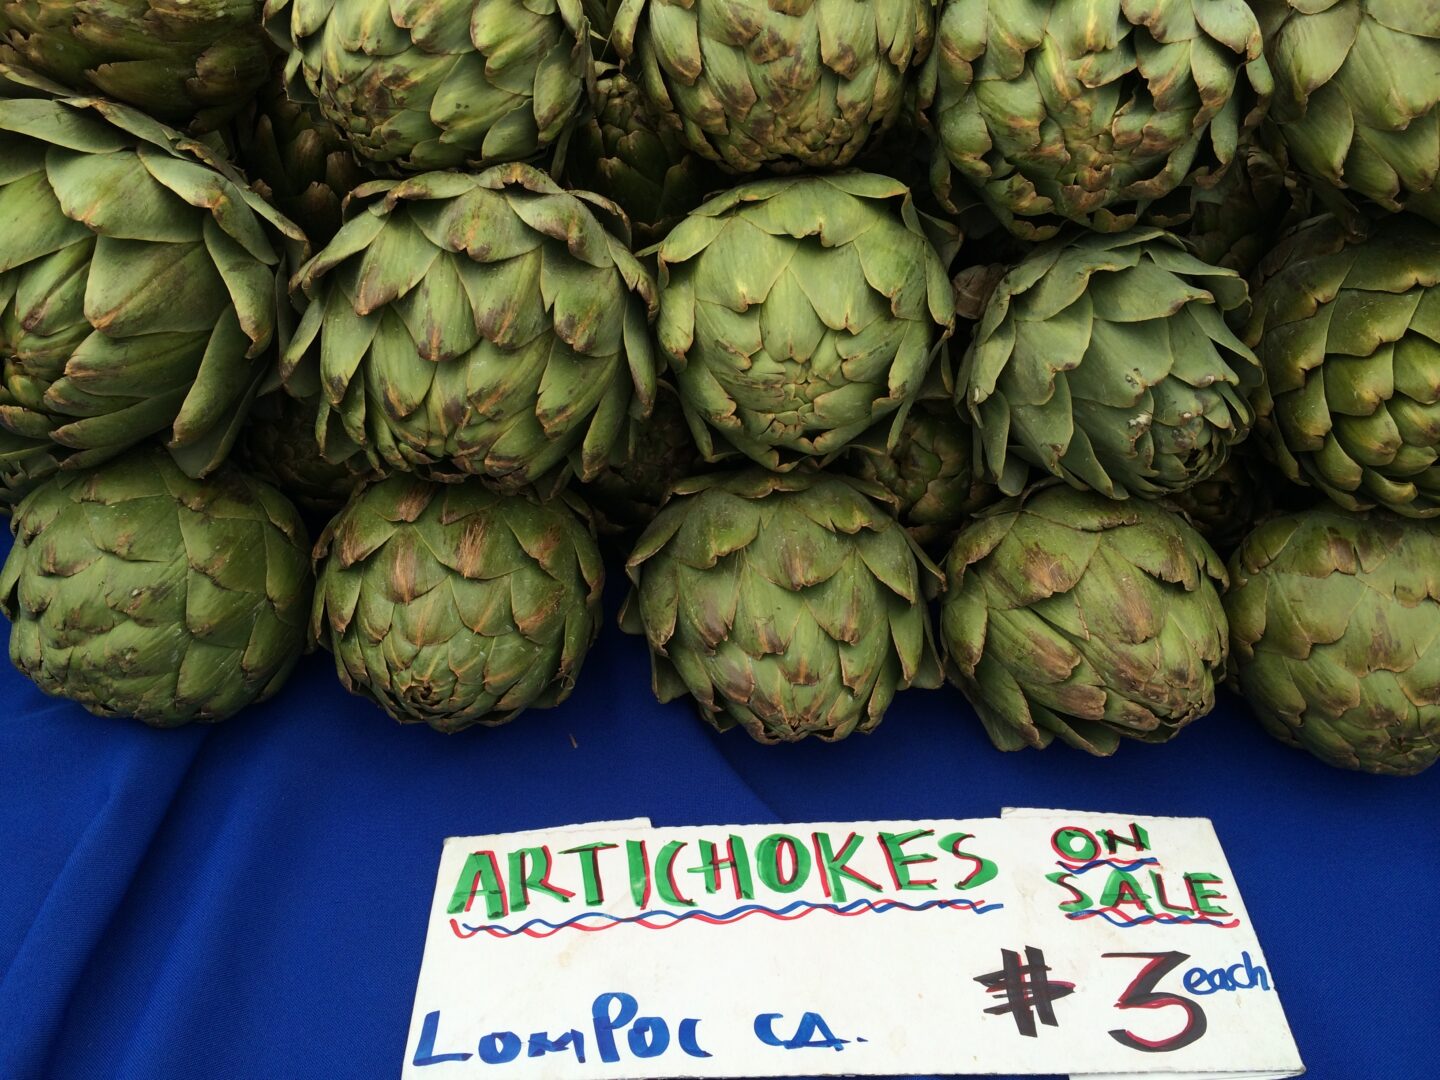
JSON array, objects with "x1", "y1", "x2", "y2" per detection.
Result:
[{"x1": 0, "y1": 0, "x2": 1438, "y2": 780}]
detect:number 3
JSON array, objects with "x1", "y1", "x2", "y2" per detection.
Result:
[{"x1": 1103, "y1": 952, "x2": 1208, "y2": 1052}]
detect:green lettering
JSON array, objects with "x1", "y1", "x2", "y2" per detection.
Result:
[
  {"x1": 447, "y1": 851, "x2": 506, "y2": 919},
  {"x1": 939, "y1": 831, "x2": 998, "y2": 891},
  {"x1": 812, "y1": 831, "x2": 882, "y2": 903},
  {"x1": 879, "y1": 829, "x2": 937, "y2": 891},
  {"x1": 558, "y1": 842, "x2": 618, "y2": 905},
  {"x1": 755, "y1": 834, "x2": 811, "y2": 893},
  {"x1": 1186, "y1": 873, "x2": 1231, "y2": 916}
]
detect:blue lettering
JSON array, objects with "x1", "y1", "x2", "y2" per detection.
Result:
[
  {"x1": 628, "y1": 1017, "x2": 670, "y2": 1058},
  {"x1": 412, "y1": 1010, "x2": 473, "y2": 1065},
  {"x1": 591, "y1": 992, "x2": 638, "y2": 1064},
  {"x1": 1184, "y1": 952, "x2": 1271, "y2": 996},
  {"x1": 678, "y1": 1017, "x2": 712, "y2": 1059},
  {"x1": 477, "y1": 1031, "x2": 521, "y2": 1064},
  {"x1": 753, "y1": 1011, "x2": 852, "y2": 1051},
  {"x1": 527, "y1": 1029, "x2": 585, "y2": 1063}
]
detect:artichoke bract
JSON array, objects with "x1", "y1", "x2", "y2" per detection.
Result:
[
  {"x1": 611, "y1": 0, "x2": 937, "y2": 173},
  {"x1": 923, "y1": 0, "x2": 1273, "y2": 240},
  {"x1": 561, "y1": 70, "x2": 718, "y2": 248},
  {"x1": 264, "y1": 0, "x2": 592, "y2": 172},
  {"x1": 960, "y1": 229, "x2": 1262, "y2": 500},
  {"x1": 0, "y1": 0, "x2": 270, "y2": 131},
  {"x1": 941, "y1": 486, "x2": 1229, "y2": 756},
  {"x1": 620, "y1": 471, "x2": 942, "y2": 744},
  {"x1": 282, "y1": 163, "x2": 658, "y2": 490},
  {"x1": 1248, "y1": 215, "x2": 1440, "y2": 518},
  {"x1": 0, "y1": 65, "x2": 306, "y2": 506},
  {"x1": 655, "y1": 173, "x2": 956, "y2": 472},
  {"x1": 1158, "y1": 448, "x2": 1274, "y2": 558},
  {"x1": 312, "y1": 475, "x2": 605, "y2": 732},
  {"x1": 1256, "y1": 1, "x2": 1440, "y2": 225},
  {"x1": 0, "y1": 447, "x2": 312, "y2": 725},
  {"x1": 1227, "y1": 508, "x2": 1440, "y2": 776}
]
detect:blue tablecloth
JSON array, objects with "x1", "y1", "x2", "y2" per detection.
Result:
[{"x1": 1, "y1": 534, "x2": 1436, "y2": 1080}]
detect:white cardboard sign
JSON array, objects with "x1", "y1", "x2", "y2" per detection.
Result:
[{"x1": 404, "y1": 811, "x2": 1302, "y2": 1079}]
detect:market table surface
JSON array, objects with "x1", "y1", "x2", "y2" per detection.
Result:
[{"x1": 1, "y1": 532, "x2": 1436, "y2": 1080}]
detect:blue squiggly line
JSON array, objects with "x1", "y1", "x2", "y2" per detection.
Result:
[
  {"x1": 462, "y1": 896, "x2": 1004, "y2": 938},
  {"x1": 1066, "y1": 909, "x2": 1236, "y2": 929},
  {"x1": 1059, "y1": 857, "x2": 1159, "y2": 874}
]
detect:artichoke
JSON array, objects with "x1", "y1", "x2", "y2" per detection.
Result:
[
  {"x1": 611, "y1": 0, "x2": 938, "y2": 173},
  {"x1": 845, "y1": 398, "x2": 996, "y2": 549},
  {"x1": 923, "y1": 0, "x2": 1273, "y2": 241},
  {"x1": 1227, "y1": 507, "x2": 1440, "y2": 776},
  {"x1": 0, "y1": 65, "x2": 305, "y2": 506},
  {"x1": 237, "y1": 391, "x2": 379, "y2": 518},
  {"x1": 940, "y1": 486, "x2": 1229, "y2": 756},
  {"x1": 960, "y1": 228, "x2": 1263, "y2": 500},
  {"x1": 1247, "y1": 214, "x2": 1440, "y2": 518},
  {"x1": 1174, "y1": 140, "x2": 1309, "y2": 276},
  {"x1": 655, "y1": 173, "x2": 956, "y2": 472},
  {"x1": 579, "y1": 382, "x2": 702, "y2": 538},
  {"x1": 1158, "y1": 448, "x2": 1273, "y2": 557},
  {"x1": 281, "y1": 163, "x2": 658, "y2": 490},
  {"x1": 620, "y1": 471, "x2": 942, "y2": 743},
  {"x1": 1256, "y1": 1, "x2": 1440, "y2": 225},
  {"x1": 311, "y1": 475, "x2": 605, "y2": 732},
  {"x1": 231, "y1": 74, "x2": 372, "y2": 248},
  {"x1": 561, "y1": 70, "x2": 717, "y2": 248},
  {"x1": 0, "y1": 0, "x2": 269, "y2": 131},
  {"x1": 0, "y1": 447, "x2": 312, "y2": 724},
  {"x1": 264, "y1": 0, "x2": 593, "y2": 173}
]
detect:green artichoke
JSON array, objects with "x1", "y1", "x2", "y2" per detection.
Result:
[
  {"x1": 1247, "y1": 214, "x2": 1440, "y2": 518},
  {"x1": 264, "y1": 0, "x2": 593, "y2": 172},
  {"x1": 312, "y1": 475, "x2": 605, "y2": 732},
  {"x1": 1158, "y1": 447, "x2": 1273, "y2": 557},
  {"x1": 0, "y1": 0, "x2": 270, "y2": 131},
  {"x1": 845, "y1": 398, "x2": 996, "y2": 548},
  {"x1": 579, "y1": 382, "x2": 702, "y2": 538},
  {"x1": 611, "y1": 0, "x2": 938, "y2": 173},
  {"x1": 281, "y1": 163, "x2": 658, "y2": 490},
  {"x1": 620, "y1": 471, "x2": 942, "y2": 743},
  {"x1": 1227, "y1": 507, "x2": 1440, "y2": 776},
  {"x1": 923, "y1": 0, "x2": 1273, "y2": 241},
  {"x1": 1256, "y1": 1, "x2": 1440, "y2": 225},
  {"x1": 0, "y1": 65, "x2": 306, "y2": 506},
  {"x1": 561, "y1": 70, "x2": 717, "y2": 248},
  {"x1": 655, "y1": 173, "x2": 956, "y2": 472},
  {"x1": 1173, "y1": 140, "x2": 1309, "y2": 276},
  {"x1": 941, "y1": 486, "x2": 1229, "y2": 755},
  {"x1": 0, "y1": 446, "x2": 312, "y2": 724},
  {"x1": 237, "y1": 391, "x2": 379, "y2": 518},
  {"x1": 960, "y1": 228, "x2": 1263, "y2": 500},
  {"x1": 231, "y1": 74, "x2": 371, "y2": 248}
]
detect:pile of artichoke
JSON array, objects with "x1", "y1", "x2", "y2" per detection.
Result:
[{"x1": 2, "y1": 0, "x2": 1438, "y2": 777}]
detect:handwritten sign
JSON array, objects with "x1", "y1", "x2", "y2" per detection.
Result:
[{"x1": 404, "y1": 811, "x2": 1303, "y2": 1079}]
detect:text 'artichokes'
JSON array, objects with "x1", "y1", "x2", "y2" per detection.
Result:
[
  {"x1": 941, "y1": 486, "x2": 1229, "y2": 756},
  {"x1": 656, "y1": 173, "x2": 956, "y2": 472},
  {"x1": 613, "y1": 0, "x2": 938, "y2": 173},
  {"x1": 0, "y1": 65, "x2": 305, "y2": 505},
  {"x1": 0, "y1": 0, "x2": 270, "y2": 130},
  {"x1": 283, "y1": 163, "x2": 658, "y2": 489},
  {"x1": 1227, "y1": 507, "x2": 1440, "y2": 776},
  {"x1": 621, "y1": 471, "x2": 942, "y2": 744},
  {"x1": 1248, "y1": 214, "x2": 1440, "y2": 518},
  {"x1": 1256, "y1": 0, "x2": 1440, "y2": 224},
  {"x1": 924, "y1": 0, "x2": 1273, "y2": 240},
  {"x1": 0, "y1": 447, "x2": 312, "y2": 725},
  {"x1": 960, "y1": 229, "x2": 1262, "y2": 500},
  {"x1": 265, "y1": 0, "x2": 592, "y2": 172},
  {"x1": 312, "y1": 475, "x2": 604, "y2": 732}
]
